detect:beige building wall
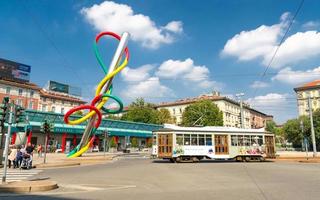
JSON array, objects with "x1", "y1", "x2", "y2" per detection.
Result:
[
  {"x1": 156, "y1": 99, "x2": 252, "y2": 129},
  {"x1": 296, "y1": 89, "x2": 320, "y2": 116}
]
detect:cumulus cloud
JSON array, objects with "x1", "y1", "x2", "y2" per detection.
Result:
[
  {"x1": 250, "y1": 81, "x2": 270, "y2": 89},
  {"x1": 272, "y1": 66, "x2": 320, "y2": 85},
  {"x1": 247, "y1": 93, "x2": 288, "y2": 107},
  {"x1": 265, "y1": 31, "x2": 320, "y2": 67},
  {"x1": 222, "y1": 12, "x2": 320, "y2": 69},
  {"x1": 81, "y1": 1, "x2": 183, "y2": 49},
  {"x1": 121, "y1": 77, "x2": 173, "y2": 100},
  {"x1": 120, "y1": 64, "x2": 155, "y2": 82},
  {"x1": 246, "y1": 93, "x2": 296, "y2": 123},
  {"x1": 156, "y1": 58, "x2": 222, "y2": 89},
  {"x1": 302, "y1": 21, "x2": 320, "y2": 30},
  {"x1": 221, "y1": 12, "x2": 289, "y2": 61}
]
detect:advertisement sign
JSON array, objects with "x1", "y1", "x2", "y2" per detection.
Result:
[
  {"x1": 0, "y1": 58, "x2": 31, "y2": 82},
  {"x1": 49, "y1": 81, "x2": 69, "y2": 94},
  {"x1": 48, "y1": 80, "x2": 81, "y2": 97}
]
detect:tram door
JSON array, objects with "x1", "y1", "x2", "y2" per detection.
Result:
[
  {"x1": 215, "y1": 135, "x2": 229, "y2": 155},
  {"x1": 158, "y1": 134, "x2": 173, "y2": 158},
  {"x1": 265, "y1": 136, "x2": 275, "y2": 158}
]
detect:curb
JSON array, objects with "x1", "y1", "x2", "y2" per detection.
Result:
[
  {"x1": 35, "y1": 162, "x2": 80, "y2": 169},
  {"x1": 0, "y1": 180, "x2": 58, "y2": 193}
]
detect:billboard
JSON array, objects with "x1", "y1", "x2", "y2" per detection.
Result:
[
  {"x1": 49, "y1": 81, "x2": 69, "y2": 94},
  {"x1": 48, "y1": 80, "x2": 81, "y2": 97},
  {"x1": 0, "y1": 58, "x2": 31, "y2": 82}
]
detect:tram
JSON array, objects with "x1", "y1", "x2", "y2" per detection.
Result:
[{"x1": 152, "y1": 125, "x2": 275, "y2": 162}]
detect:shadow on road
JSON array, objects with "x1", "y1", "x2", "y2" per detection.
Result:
[
  {"x1": 0, "y1": 194, "x2": 77, "y2": 200},
  {"x1": 152, "y1": 159, "x2": 274, "y2": 164}
]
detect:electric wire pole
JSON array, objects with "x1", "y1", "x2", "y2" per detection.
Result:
[{"x1": 307, "y1": 96, "x2": 317, "y2": 157}]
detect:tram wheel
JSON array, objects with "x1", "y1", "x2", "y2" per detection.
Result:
[
  {"x1": 245, "y1": 156, "x2": 251, "y2": 162},
  {"x1": 176, "y1": 157, "x2": 181, "y2": 163},
  {"x1": 192, "y1": 157, "x2": 199, "y2": 163}
]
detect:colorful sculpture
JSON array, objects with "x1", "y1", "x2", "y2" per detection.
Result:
[{"x1": 64, "y1": 31, "x2": 130, "y2": 158}]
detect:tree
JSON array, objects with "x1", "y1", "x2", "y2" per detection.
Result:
[
  {"x1": 312, "y1": 109, "x2": 320, "y2": 149},
  {"x1": 181, "y1": 100, "x2": 223, "y2": 126},
  {"x1": 266, "y1": 120, "x2": 277, "y2": 133},
  {"x1": 283, "y1": 116, "x2": 310, "y2": 148},
  {"x1": 121, "y1": 98, "x2": 159, "y2": 124},
  {"x1": 157, "y1": 108, "x2": 175, "y2": 124}
]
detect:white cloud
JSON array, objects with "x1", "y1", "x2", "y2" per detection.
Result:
[
  {"x1": 247, "y1": 93, "x2": 288, "y2": 107},
  {"x1": 155, "y1": 58, "x2": 222, "y2": 89},
  {"x1": 121, "y1": 77, "x2": 173, "y2": 100},
  {"x1": 272, "y1": 66, "x2": 320, "y2": 85},
  {"x1": 246, "y1": 93, "x2": 296, "y2": 123},
  {"x1": 221, "y1": 12, "x2": 289, "y2": 61},
  {"x1": 222, "y1": 13, "x2": 320, "y2": 69},
  {"x1": 163, "y1": 21, "x2": 183, "y2": 33},
  {"x1": 81, "y1": 1, "x2": 183, "y2": 49},
  {"x1": 120, "y1": 64, "x2": 155, "y2": 82},
  {"x1": 250, "y1": 81, "x2": 270, "y2": 89},
  {"x1": 265, "y1": 31, "x2": 320, "y2": 67},
  {"x1": 302, "y1": 21, "x2": 320, "y2": 30}
]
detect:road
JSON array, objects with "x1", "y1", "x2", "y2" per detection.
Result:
[{"x1": 1, "y1": 156, "x2": 320, "y2": 200}]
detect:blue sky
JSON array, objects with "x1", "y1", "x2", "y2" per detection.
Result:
[{"x1": 1, "y1": 0, "x2": 320, "y2": 123}]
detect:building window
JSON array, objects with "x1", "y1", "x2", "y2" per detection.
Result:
[
  {"x1": 28, "y1": 101, "x2": 33, "y2": 109},
  {"x1": 61, "y1": 107, "x2": 65, "y2": 114},
  {"x1": 6, "y1": 87, "x2": 10, "y2": 94},
  {"x1": 179, "y1": 108, "x2": 182, "y2": 114},
  {"x1": 173, "y1": 108, "x2": 175, "y2": 115},
  {"x1": 30, "y1": 90, "x2": 34, "y2": 97},
  {"x1": 42, "y1": 105, "x2": 47, "y2": 112},
  {"x1": 18, "y1": 89, "x2": 23, "y2": 96},
  {"x1": 51, "y1": 106, "x2": 55, "y2": 112},
  {"x1": 16, "y1": 99, "x2": 22, "y2": 106}
]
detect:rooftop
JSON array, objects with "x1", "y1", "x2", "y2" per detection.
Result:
[{"x1": 294, "y1": 80, "x2": 320, "y2": 91}]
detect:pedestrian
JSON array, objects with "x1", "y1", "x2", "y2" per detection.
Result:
[
  {"x1": 37, "y1": 144, "x2": 43, "y2": 158},
  {"x1": 16, "y1": 147, "x2": 23, "y2": 168},
  {"x1": 25, "y1": 142, "x2": 34, "y2": 162},
  {"x1": 8, "y1": 145, "x2": 17, "y2": 168}
]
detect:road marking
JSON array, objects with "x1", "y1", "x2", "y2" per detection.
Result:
[{"x1": 0, "y1": 169, "x2": 42, "y2": 182}]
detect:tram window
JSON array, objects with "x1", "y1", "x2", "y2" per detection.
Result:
[
  {"x1": 244, "y1": 136, "x2": 250, "y2": 146},
  {"x1": 258, "y1": 136, "x2": 263, "y2": 145},
  {"x1": 205, "y1": 135, "x2": 212, "y2": 146},
  {"x1": 238, "y1": 135, "x2": 244, "y2": 146},
  {"x1": 153, "y1": 135, "x2": 156, "y2": 145},
  {"x1": 176, "y1": 134, "x2": 183, "y2": 145},
  {"x1": 191, "y1": 134, "x2": 198, "y2": 145},
  {"x1": 251, "y1": 135, "x2": 259, "y2": 146},
  {"x1": 184, "y1": 134, "x2": 191, "y2": 145},
  {"x1": 231, "y1": 135, "x2": 238, "y2": 146},
  {"x1": 199, "y1": 134, "x2": 205, "y2": 145}
]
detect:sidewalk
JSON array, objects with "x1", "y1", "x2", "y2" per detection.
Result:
[
  {"x1": 272, "y1": 151, "x2": 320, "y2": 163},
  {"x1": 0, "y1": 180, "x2": 58, "y2": 193},
  {"x1": 32, "y1": 151, "x2": 149, "y2": 168}
]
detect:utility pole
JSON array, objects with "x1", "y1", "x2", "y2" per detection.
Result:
[
  {"x1": 236, "y1": 93, "x2": 245, "y2": 129},
  {"x1": 300, "y1": 120, "x2": 308, "y2": 160},
  {"x1": 2, "y1": 103, "x2": 14, "y2": 183},
  {"x1": 307, "y1": 96, "x2": 317, "y2": 157}
]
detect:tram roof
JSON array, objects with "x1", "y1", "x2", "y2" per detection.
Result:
[{"x1": 154, "y1": 124, "x2": 266, "y2": 134}]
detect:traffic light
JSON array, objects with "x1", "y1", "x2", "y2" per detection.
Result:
[
  {"x1": 15, "y1": 105, "x2": 26, "y2": 124},
  {"x1": 41, "y1": 120, "x2": 53, "y2": 133},
  {"x1": 0, "y1": 97, "x2": 9, "y2": 124}
]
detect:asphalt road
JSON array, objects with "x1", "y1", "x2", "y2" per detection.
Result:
[{"x1": 1, "y1": 156, "x2": 320, "y2": 200}]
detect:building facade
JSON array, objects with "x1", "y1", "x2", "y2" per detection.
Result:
[
  {"x1": 0, "y1": 79, "x2": 41, "y2": 110},
  {"x1": 0, "y1": 79, "x2": 86, "y2": 114},
  {"x1": 155, "y1": 93, "x2": 272, "y2": 129},
  {"x1": 294, "y1": 80, "x2": 320, "y2": 116}
]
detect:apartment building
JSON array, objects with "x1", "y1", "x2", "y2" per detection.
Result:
[
  {"x1": 155, "y1": 93, "x2": 272, "y2": 129},
  {"x1": 294, "y1": 80, "x2": 320, "y2": 116}
]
